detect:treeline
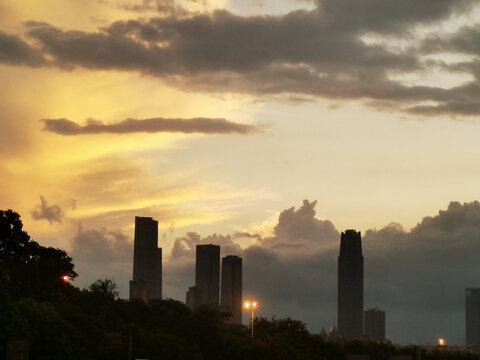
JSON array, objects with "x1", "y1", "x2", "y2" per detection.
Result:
[{"x1": 1, "y1": 209, "x2": 479, "y2": 360}]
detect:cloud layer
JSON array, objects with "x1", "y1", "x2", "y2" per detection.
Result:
[
  {"x1": 42, "y1": 117, "x2": 260, "y2": 135},
  {"x1": 1, "y1": 0, "x2": 480, "y2": 117},
  {"x1": 68, "y1": 198, "x2": 480, "y2": 344}
]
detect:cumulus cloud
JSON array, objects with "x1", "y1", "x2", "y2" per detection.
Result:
[
  {"x1": 0, "y1": 1, "x2": 478, "y2": 117},
  {"x1": 70, "y1": 226, "x2": 133, "y2": 288},
  {"x1": 31, "y1": 196, "x2": 64, "y2": 224},
  {"x1": 170, "y1": 232, "x2": 243, "y2": 260},
  {"x1": 41, "y1": 117, "x2": 260, "y2": 135},
  {"x1": 262, "y1": 199, "x2": 339, "y2": 252},
  {"x1": 66, "y1": 198, "x2": 480, "y2": 344}
]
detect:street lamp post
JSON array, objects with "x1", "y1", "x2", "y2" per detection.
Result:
[{"x1": 244, "y1": 301, "x2": 257, "y2": 338}]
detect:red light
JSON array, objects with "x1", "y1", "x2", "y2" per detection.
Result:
[{"x1": 62, "y1": 275, "x2": 70, "y2": 282}]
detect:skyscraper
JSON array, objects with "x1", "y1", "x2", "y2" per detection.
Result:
[
  {"x1": 129, "y1": 216, "x2": 162, "y2": 302},
  {"x1": 220, "y1": 255, "x2": 242, "y2": 324},
  {"x1": 466, "y1": 288, "x2": 480, "y2": 345},
  {"x1": 195, "y1": 244, "x2": 220, "y2": 307},
  {"x1": 364, "y1": 308, "x2": 385, "y2": 340},
  {"x1": 337, "y1": 229, "x2": 364, "y2": 337}
]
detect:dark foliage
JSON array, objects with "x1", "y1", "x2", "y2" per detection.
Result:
[{"x1": 0, "y1": 210, "x2": 77, "y2": 300}]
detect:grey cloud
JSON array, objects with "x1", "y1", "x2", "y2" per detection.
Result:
[
  {"x1": 70, "y1": 226, "x2": 133, "y2": 289},
  {"x1": 405, "y1": 82, "x2": 480, "y2": 117},
  {"x1": 317, "y1": 0, "x2": 473, "y2": 34},
  {"x1": 261, "y1": 199, "x2": 339, "y2": 251},
  {"x1": 72, "y1": 227, "x2": 132, "y2": 263},
  {"x1": 41, "y1": 117, "x2": 260, "y2": 135},
  {"x1": 0, "y1": 1, "x2": 478, "y2": 116},
  {"x1": 165, "y1": 200, "x2": 480, "y2": 344},
  {"x1": 31, "y1": 196, "x2": 64, "y2": 224},
  {"x1": 170, "y1": 232, "x2": 243, "y2": 260},
  {"x1": 0, "y1": 31, "x2": 45, "y2": 66},
  {"x1": 68, "y1": 199, "x2": 480, "y2": 344},
  {"x1": 422, "y1": 26, "x2": 480, "y2": 56},
  {"x1": 99, "y1": 0, "x2": 187, "y2": 15}
]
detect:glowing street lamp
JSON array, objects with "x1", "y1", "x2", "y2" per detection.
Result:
[
  {"x1": 438, "y1": 338, "x2": 446, "y2": 346},
  {"x1": 62, "y1": 275, "x2": 70, "y2": 282},
  {"x1": 244, "y1": 300, "x2": 258, "y2": 338}
]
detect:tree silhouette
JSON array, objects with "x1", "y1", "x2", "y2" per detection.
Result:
[{"x1": 0, "y1": 209, "x2": 77, "y2": 300}]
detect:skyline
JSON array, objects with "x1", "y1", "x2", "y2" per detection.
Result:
[
  {"x1": 6, "y1": 199, "x2": 480, "y2": 346},
  {"x1": 2, "y1": 0, "x2": 480, "y2": 346}
]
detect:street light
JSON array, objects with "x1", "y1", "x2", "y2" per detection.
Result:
[
  {"x1": 61, "y1": 275, "x2": 70, "y2": 282},
  {"x1": 244, "y1": 300, "x2": 257, "y2": 338}
]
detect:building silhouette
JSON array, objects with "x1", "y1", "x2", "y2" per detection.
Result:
[
  {"x1": 129, "y1": 216, "x2": 162, "y2": 302},
  {"x1": 338, "y1": 229, "x2": 364, "y2": 337},
  {"x1": 220, "y1": 255, "x2": 242, "y2": 324},
  {"x1": 466, "y1": 288, "x2": 480, "y2": 345},
  {"x1": 195, "y1": 244, "x2": 220, "y2": 307},
  {"x1": 185, "y1": 286, "x2": 199, "y2": 310},
  {"x1": 364, "y1": 308, "x2": 385, "y2": 340}
]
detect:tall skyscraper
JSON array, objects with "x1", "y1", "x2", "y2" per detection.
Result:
[
  {"x1": 364, "y1": 308, "x2": 385, "y2": 340},
  {"x1": 466, "y1": 288, "x2": 480, "y2": 345},
  {"x1": 129, "y1": 216, "x2": 162, "y2": 302},
  {"x1": 195, "y1": 244, "x2": 220, "y2": 307},
  {"x1": 220, "y1": 255, "x2": 243, "y2": 324},
  {"x1": 337, "y1": 229, "x2": 364, "y2": 337}
]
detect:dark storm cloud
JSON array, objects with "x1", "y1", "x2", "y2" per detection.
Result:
[
  {"x1": 30, "y1": 196, "x2": 64, "y2": 224},
  {"x1": 41, "y1": 117, "x2": 260, "y2": 135},
  {"x1": 1, "y1": 1, "x2": 479, "y2": 116}
]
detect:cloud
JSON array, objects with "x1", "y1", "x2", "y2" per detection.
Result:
[
  {"x1": 261, "y1": 199, "x2": 339, "y2": 252},
  {"x1": 0, "y1": 1, "x2": 476, "y2": 117},
  {"x1": 41, "y1": 117, "x2": 260, "y2": 135},
  {"x1": 165, "y1": 200, "x2": 480, "y2": 344},
  {"x1": 31, "y1": 196, "x2": 64, "y2": 224},
  {"x1": 67, "y1": 199, "x2": 480, "y2": 344},
  {"x1": 70, "y1": 226, "x2": 133, "y2": 288},
  {"x1": 0, "y1": 31, "x2": 45, "y2": 66},
  {"x1": 170, "y1": 232, "x2": 243, "y2": 260},
  {"x1": 316, "y1": 0, "x2": 472, "y2": 33},
  {"x1": 100, "y1": 0, "x2": 188, "y2": 15}
]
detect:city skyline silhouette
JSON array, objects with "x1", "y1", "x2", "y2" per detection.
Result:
[{"x1": 2, "y1": 0, "x2": 480, "y2": 347}]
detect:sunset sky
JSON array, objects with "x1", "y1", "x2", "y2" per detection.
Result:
[{"x1": 2, "y1": 0, "x2": 480, "y2": 344}]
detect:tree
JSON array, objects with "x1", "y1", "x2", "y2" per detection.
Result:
[
  {"x1": 0, "y1": 210, "x2": 77, "y2": 299},
  {"x1": 88, "y1": 279, "x2": 119, "y2": 299}
]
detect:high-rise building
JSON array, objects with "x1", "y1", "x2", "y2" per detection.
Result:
[
  {"x1": 466, "y1": 288, "x2": 480, "y2": 345},
  {"x1": 186, "y1": 286, "x2": 199, "y2": 310},
  {"x1": 195, "y1": 244, "x2": 220, "y2": 307},
  {"x1": 220, "y1": 255, "x2": 242, "y2": 324},
  {"x1": 364, "y1": 308, "x2": 385, "y2": 340},
  {"x1": 337, "y1": 229, "x2": 364, "y2": 337},
  {"x1": 129, "y1": 216, "x2": 162, "y2": 302}
]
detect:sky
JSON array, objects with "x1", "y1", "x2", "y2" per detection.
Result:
[{"x1": 2, "y1": 0, "x2": 480, "y2": 345}]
